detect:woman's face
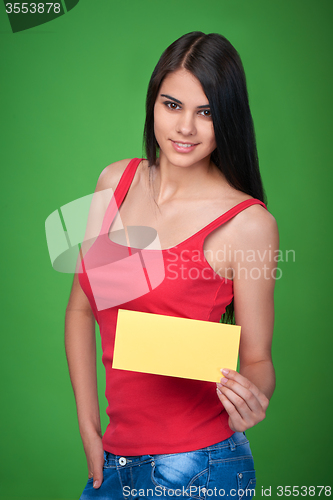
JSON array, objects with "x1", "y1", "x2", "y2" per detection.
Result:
[{"x1": 154, "y1": 69, "x2": 216, "y2": 169}]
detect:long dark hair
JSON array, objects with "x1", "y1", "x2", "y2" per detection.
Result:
[{"x1": 143, "y1": 32, "x2": 266, "y2": 323}]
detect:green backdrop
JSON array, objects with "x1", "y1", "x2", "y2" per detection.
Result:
[{"x1": 0, "y1": 1, "x2": 332, "y2": 499}]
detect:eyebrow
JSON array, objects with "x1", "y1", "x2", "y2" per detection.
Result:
[{"x1": 160, "y1": 94, "x2": 210, "y2": 109}]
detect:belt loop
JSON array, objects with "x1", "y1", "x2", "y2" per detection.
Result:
[
  {"x1": 104, "y1": 450, "x2": 111, "y2": 466},
  {"x1": 229, "y1": 436, "x2": 236, "y2": 451}
]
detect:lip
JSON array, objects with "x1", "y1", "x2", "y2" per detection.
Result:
[{"x1": 170, "y1": 140, "x2": 199, "y2": 153}]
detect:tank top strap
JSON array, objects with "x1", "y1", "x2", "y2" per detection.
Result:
[
  {"x1": 100, "y1": 158, "x2": 143, "y2": 234},
  {"x1": 195, "y1": 198, "x2": 267, "y2": 244}
]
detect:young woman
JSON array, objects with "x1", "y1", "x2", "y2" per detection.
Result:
[{"x1": 65, "y1": 32, "x2": 278, "y2": 499}]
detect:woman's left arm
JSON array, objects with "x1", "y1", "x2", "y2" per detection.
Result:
[{"x1": 216, "y1": 206, "x2": 279, "y2": 432}]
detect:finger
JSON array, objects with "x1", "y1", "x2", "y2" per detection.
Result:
[
  {"x1": 217, "y1": 386, "x2": 249, "y2": 421},
  {"x1": 217, "y1": 382, "x2": 260, "y2": 421},
  {"x1": 221, "y1": 369, "x2": 258, "y2": 394},
  {"x1": 216, "y1": 388, "x2": 245, "y2": 431},
  {"x1": 92, "y1": 462, "x2": 104, "y2": 489},
  {"x1": 217, "y1": 378, "x2": 262, "y2": 414},
  {"x1": 221, "y1": 369, "x2": 269, "y2": 407}
]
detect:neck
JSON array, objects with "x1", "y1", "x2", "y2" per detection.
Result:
[{"x1": 152, "y1": 152, "x2": 220, "y2": 205}]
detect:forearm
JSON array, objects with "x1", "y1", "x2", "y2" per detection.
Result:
[
  {"x1": 65, "y1": 308, "x2": 102, "y2": 439},
  {"x1": 240, "y1": 359, "x2": 276, "y2": 400}
]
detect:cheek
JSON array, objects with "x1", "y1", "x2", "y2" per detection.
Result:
[
  {"x1": 154, "y1": 121, "x2": 162, "y2": 145},
  {"x1": 154, "y1": 110, "x2": 173, "y2": 144},
  {"x1": 203, "y1": 125, "x2": 216, "y2": 150},
  {"x1": 153, "y1": 116, "x2": 161, "y2": 144},
  {"x1": 154, "y1": 107, "x2": 165, "y2": 137},
  {"x1": 209, "y1": 124, "x2": 217, "y2": 149}
]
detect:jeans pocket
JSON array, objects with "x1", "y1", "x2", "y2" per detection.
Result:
[
  {"x1": 237, "y1": 470, "x2": 256, "y2": 499},
  {"x1": 151, "y1": 451, "x2": 209, "y2": 499}
]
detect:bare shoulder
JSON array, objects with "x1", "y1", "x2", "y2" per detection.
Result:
[
  {"x1": 212, "y1": 177, "x2": 279, "y2": 247},
  {"x1": 80, "y1": 158, "x2": 145, "y2": 255},
  {"x1": 232, "y1": 202, "x2": 279, "y2": 249},
  {"x1": 95, "y1": 158, "x2": 132, "y2": 192}
]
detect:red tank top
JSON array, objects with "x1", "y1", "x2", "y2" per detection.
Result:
[{"x1": 78, "y1": 158, "x2": 267, "y2": 455}]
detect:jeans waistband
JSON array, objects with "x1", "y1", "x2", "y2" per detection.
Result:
[{"x1": 103, "y1": 432, "x2": 248, "y2": 468}]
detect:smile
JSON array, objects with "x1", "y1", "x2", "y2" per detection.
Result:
[
  {"x1": 174, "y1": 142, "x2": 196, "y2": 147},
  {"x1": 171, "y1": 140, "x2": 199, "y2": 153}
]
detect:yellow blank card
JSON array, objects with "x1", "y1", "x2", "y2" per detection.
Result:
[{"x1": 112, "y1": 310, "x2": 241, "y2": 383}]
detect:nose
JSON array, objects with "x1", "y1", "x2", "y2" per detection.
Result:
[{"x1": 176, "y1": 111, "x2": 196, "y2": 136}]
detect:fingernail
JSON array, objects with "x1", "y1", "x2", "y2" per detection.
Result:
[
  {"x1": 93, "y1": 481, "x2": 99, "y2": 489},
  {"x1": 221, "y1": 377, "x2": 228, "y2": 384},
  {"x1": 216, "y1": 387, "x2": 222, "y2": 395},
  {"x1": 221, "y1": 369, "x2": 229, "y2": 375}
]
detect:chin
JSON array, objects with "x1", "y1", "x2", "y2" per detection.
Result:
[
  {"x1": 159, "y1": 146, "x2": 207, "y2": 167},
  {"x1": 169, "y1": 152, "x2": 212, "y2": 169}
]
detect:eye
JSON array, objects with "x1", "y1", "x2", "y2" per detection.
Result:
[
  {"x1": 164, "y1": 101, "x2": 181, "y2": 110},
  {"x1": 199, "y1": 109, "x2": 212, "y2": 118}
]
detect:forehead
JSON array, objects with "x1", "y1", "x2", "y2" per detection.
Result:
[{"x1": 159, "y1": 69, "x2": 208, "y2": 104}]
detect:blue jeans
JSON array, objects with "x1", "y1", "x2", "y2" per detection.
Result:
[{"x1": 80, "y1": 432, "x2": 256, "y2": 500}]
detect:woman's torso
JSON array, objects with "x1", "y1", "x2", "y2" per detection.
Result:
[{"x1": 78, "y1": 158, "x2": 267, "y2": 455}]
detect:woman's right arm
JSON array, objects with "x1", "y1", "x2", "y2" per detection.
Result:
[
  {"x1": 65, "y1": 273, "x2": 104, "y2": 489},
  {"x1": 64, "y1": 158, "x2": 132, "y2": 489}
]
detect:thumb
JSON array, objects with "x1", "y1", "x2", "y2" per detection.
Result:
[{"x1": 93, "y1": 464, "x2": 104, "y2": 489}]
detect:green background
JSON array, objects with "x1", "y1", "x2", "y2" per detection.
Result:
[{"x1": 0, "y1": 1, "x2": 332, "y2": 499}]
